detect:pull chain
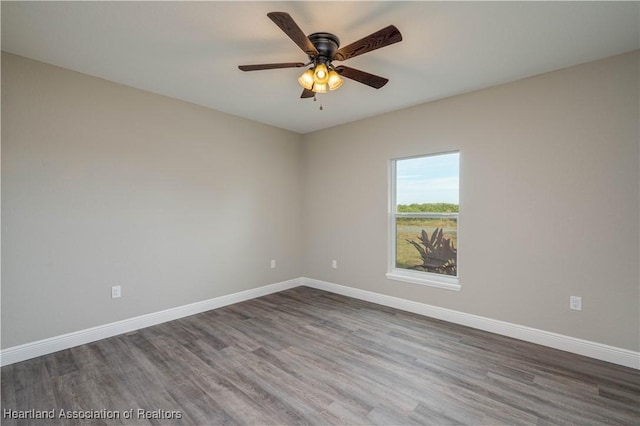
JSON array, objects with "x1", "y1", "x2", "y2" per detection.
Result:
[{"x1": 313, "y1": 94, "x2": 324, "y2": 111}]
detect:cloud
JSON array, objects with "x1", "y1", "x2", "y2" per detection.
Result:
[{"x1": 395, "y1": 152, "x2": 460, "y2": 205}]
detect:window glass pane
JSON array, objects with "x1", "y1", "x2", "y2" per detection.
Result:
[
  {"x1": 396, "y1": 217, "x2": 457, "y2": 276},
  {"x1": 394, "y1": 152, "x2": 459, "y2": 277},
  {"x1": 396, "y1": 152, "x2": 459, "y2": 212}
]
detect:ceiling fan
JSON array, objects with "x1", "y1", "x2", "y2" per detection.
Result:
[{"x1": 238, "y1": 12, "x2": 402, "y2": 98}]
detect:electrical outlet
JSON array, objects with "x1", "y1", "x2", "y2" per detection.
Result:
[
  {"x1": 332, "y1": 260, "x2": 338, "y2": 269},
  {"x1": 570, "y1": 296, "x2": 582, "y2": 311},
  {"x1": 111, "y1": 285, "x2": 121, "y2": 299},
  {"x1": 270, "y1": 259, "x2": 276, "y2": 269}
]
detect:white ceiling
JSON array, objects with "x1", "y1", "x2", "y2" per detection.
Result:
[{"x1": 2, "y1": 1, "x2": 638, "y2": 134}]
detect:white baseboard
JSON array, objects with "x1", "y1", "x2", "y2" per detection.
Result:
[
  {"x1": 0, "y1": 278, "x2": 302, "y2": 367},
  {"x1": 3, "y1": 276, "x2": 638, "y2": 370},
  {"x1": 302, "y1": 277, "x2": 640, "y2": 370}
]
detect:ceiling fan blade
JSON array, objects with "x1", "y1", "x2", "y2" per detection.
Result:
[
  {"x1": 333, "y1": 25, "x2": 402, "y2": 61},
  {"x1": 267, "y1": 12, "x2": 319, "y2": 57},
  {"x1": 300, "y1": 88, "x2": 315, "y2": 98},
  {"x1": 238, "y1": 62, "x2": 305, "y2": 71},
  {"x1": 335, "y1": 66, "x2": 389, "y2": 89}
]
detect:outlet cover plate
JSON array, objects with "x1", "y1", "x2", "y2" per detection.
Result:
[
  {"x1": 111, "y1": 285, "x2": 121, "y2": 299},
  {"x1": 570, "y1": 296, "x2": 582, "y2": 311}
]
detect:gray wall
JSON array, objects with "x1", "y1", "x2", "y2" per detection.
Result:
[
  {"x1": 302, "y1": 51, "x2": 639, "y2": 351},
  {"x1": 3, "y1": 51, "x2": 639, "y2": 353},
  {"x1": 1, "y1": 53, "x2": 303, "y2": 348}
]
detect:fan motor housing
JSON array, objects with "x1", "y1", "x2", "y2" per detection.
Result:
[{"x1": 308, "y1": 32, "x2": 340, "y2": 61}]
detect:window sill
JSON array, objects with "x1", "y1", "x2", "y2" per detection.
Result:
[{"x1": 386, "y1": 269, "x2": 461, "y2": 291}]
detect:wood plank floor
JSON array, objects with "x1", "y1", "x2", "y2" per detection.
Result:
[{"x1": 2, "y1": 286, "x2": 639, "y2": 425}]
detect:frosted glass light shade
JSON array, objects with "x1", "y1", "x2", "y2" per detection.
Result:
[
  {"x1": 327, "y1": 70, "x2": 343, "y2": 91},
  {"x1": 313, "y1": 64, "x2": 329, "y2": 84},
  {"x1": 312, "y1": 82, "x2": 327, "y2": 93},
  {"x1": 297, "y1": 69, "x2": 314, "y2": 90}
]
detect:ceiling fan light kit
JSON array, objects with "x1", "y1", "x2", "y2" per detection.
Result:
[
  {"x1": 238, "y1": 12, "x2": 402, "y2": 99},
  {"x1": 297, "y1": 62, "x2": 343, "y2": 93}
]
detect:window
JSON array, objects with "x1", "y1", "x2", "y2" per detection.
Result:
[{"x1": 387, "y1": 151, "x2": 460, "y2": 291}]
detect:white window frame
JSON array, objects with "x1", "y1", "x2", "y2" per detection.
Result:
[{"x1": 386, "y1": 152, "x2": 461, "y2": 291}]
